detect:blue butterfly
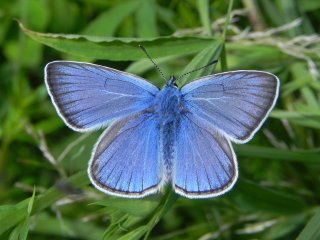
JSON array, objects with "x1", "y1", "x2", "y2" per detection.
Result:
[{"x1": 44, "y1": 60, "x2": 279, "y2": 199}]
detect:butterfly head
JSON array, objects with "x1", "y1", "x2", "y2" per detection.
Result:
[{"x1": 166, "y1": 76, "x2": 178, "y2": 88}]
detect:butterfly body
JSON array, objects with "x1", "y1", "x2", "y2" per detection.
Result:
[
  {"x1": 150, "y1": 76, "x2": 183, "y2": 181},
  {"x1": 45, "y1": 61, "x2": 279, "y2": 199}
]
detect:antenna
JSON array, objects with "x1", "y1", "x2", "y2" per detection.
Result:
[
  {"x1": 177, "y1": 59, "x2": 218, "y2": 80},
  {"x1": 139, "y1": 45, "x2": 167, "y2": 81}
]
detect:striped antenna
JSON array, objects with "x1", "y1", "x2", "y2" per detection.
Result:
[{"x1": 139, "y1": 45, "x2": 167, "y2": 81}]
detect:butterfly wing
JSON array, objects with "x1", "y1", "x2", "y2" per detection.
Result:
[
  {"x1": 174, "y1": 113, "x2": 237, "y2": 198},
  {"x1": 88, "y1": 112, "x2": 161, "y2": 197},
  {"x1": 45, "y1": 61, "x2": 158, "y2": 132},
  {"x1": 181, "y1": 71, "x2": 279, "y2": 143}
]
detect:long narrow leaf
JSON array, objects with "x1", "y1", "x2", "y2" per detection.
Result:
[{"x1": 19, "y1": 21, "x2": 216, "y2": 61}]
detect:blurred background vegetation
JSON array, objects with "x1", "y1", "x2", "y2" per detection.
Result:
[{"x1": 1, "y1": 0, "x2": 320, "y2": 239}]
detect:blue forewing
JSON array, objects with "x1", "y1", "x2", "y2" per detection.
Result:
[
  {"x1": 45, "y1": 61, "x2": 158, "y2": 132},
  {"x1": 181, "y1": 71, "x2": 279, "y2": 143}
]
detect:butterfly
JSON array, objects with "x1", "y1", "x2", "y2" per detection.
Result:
[{"x1": 44, "y1": 60, "x2": 279, "y2": 199}]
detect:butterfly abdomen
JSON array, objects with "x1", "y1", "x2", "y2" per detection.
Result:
[
  {"x1": 155, "y1": 84, "x2": 185, "y2": 181},
  {"x1": 161, "y1": 123, "x2": 176, "y2": 179}
]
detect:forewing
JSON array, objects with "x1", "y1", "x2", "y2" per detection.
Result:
[
  {"x1": 174, "y1": 113, "x2": 237, "y2": 198},
  {"x1": 88, "y1": 112, "x2": 161, "y2": 197},
  {"x1": 45, "y1": 61, "x2": 158, "y2": 131},
  {"x1": 181, "y1": 71, "x2": 279, "y2": 143}
]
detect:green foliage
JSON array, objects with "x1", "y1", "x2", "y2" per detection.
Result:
[
  {"x1": 19, "y1": 21, "x2": 216, "y2": 61},
  {"x1": 1, "y1": 0, "x2": 320, "y2": 239}
]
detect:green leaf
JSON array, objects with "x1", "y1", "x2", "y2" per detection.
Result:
[
  {"x1": 301, "y1": 86, "x2": 319, "y2": 108},
  {"x1": 101, "y1": 190, "x2": 178, "y2": 239},
  {"x1": 136, "y1": 0, "x2": 158, "y2": 37},
  {"x1": 3, "y1": 38, "x2": 43, "y2": 68},
  {"x1": 0, "y1": 16, "x2": 10, "y2": 44},
  {"x1": 265, "y1": 214, "x2": 306, "y2": 239},
  {"x1": 144, "y1": 190, "x2": 179, "y2": 239},
  {"x1": 32, "y1": 213, "x2": 104, "y2": 240},
  {"x1": 83, "y1": 0, "x2": 140, "y2": 36},
  {"x1": 296, "y1": 209, "x2": 320, "y2": 240},
  {"x1": 222, "y1": 0, "x2": 234, "y2": 39},
  {"x1": 235, "y1": 145, "x2": 320, "y2": 164},
  {"x1": 26, "y1": 0, "x2": 49, "y2": 30},
  {"x1": 8, "y1": 222, "x2": 28, "y2": 240},
  {"x1": 0, "y1": 204, "x2": 28, "y2": 237},
  {"x1": 8, "y1": 189, "x2": 35, "y2": 240},
  {"x1": 271, "y1": 110, "x2": 320, "y2": 130},
  {"x1": 197, "y1": 0, "x2": 211, "y2": 36},
  {"x1": 300, "y1": 0, "x2": 320, "y2": 11},
  {"x1": 94, "y1": 197, "x2": 158, "y2": 218},
  {"x1": 117, "y1": 226, "x2": 148, "y2": 240},
  {"x1": 125, "y1": 55, "x2": 178, "y2": 76},
  {"x1": 19, "y1": 21, "x2": 216, "y2": 61},
  {"x1": 156, "y1": 6, "x2": 176, "y2": 30},
  {"x1": 27, "y1": 187, "x2": 36, "y2": 214},
  {"x1": 231, "y1": 179, "x2": 307, "y2": 214},
  {"x1": 177, "y1": 40, "x2": 223, "y2": 86},
  {"x1": 0, "y1": 171, "x2": 89, "y2": 235},
  {"x1": 226, "y1": 43, "x2": 284, "y2": 70},
  {"x1": 48, "y1": 0, "x2": 80, "y2": 33}
]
